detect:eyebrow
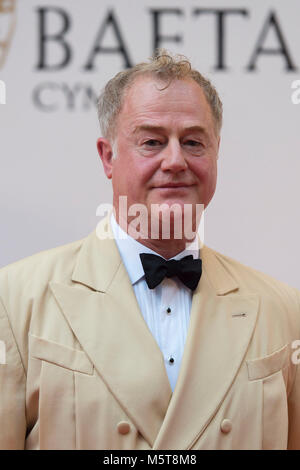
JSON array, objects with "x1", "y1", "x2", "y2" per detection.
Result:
[{"x1": 133, "y1": 124, "x2": 208, "y2": 136}]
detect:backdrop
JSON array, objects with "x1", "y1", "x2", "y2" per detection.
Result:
[{"x1": 0, "y1": 0, "x2": 299, "y2": 288}]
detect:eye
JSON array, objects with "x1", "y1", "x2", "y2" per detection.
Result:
[
  {"x1": 143, "y1": 139, "x2": 162, "y2": 147},
  {"x1": 184, "y1": 140, "x2": 203, "y2": 147}
]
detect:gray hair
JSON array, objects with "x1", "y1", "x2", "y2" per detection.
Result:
[{"x1": 97, "y1": 50, "x2": 223, "y2": 149}]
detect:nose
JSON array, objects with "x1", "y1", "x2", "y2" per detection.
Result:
[{"x1": 160, "y1": 139, "x2": 188, "y2": 173}]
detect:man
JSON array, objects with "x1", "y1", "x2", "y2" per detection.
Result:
[{"x1": 0, "y1": 51, "x2": 300, "y2": 450}]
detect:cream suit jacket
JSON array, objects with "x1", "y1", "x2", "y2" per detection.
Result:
[{"x1": 0, "y1": 215, "x2": 300, "y2": 450}]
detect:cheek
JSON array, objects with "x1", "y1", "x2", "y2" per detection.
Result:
[
  {"x1": 112, "y1": 158, "x2": 156, "y2": 201},
  {"x1": 111, "y1": 159, "x2": 133, "y2": 199},
  {"x1": 129, "y1": 160, "x2": 161, "y2": 198},
  {"x1": 191, "y1": 158, "x2": 217, "y2": 184}
]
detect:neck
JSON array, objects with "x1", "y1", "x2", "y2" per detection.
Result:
[
  {"x1": 131, "y1": 237, "x2": 194, "y2": 259},
  {"x1": 113, "y1": 210, "x2": 199, "y2": 259}
]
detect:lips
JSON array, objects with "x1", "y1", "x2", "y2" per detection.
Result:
[
  {"x1": 154, "y1": 183, "x2": 193, "y2": 191},
  {"x1": 154, "y1": 183, "x2": 194, "y2": 188}
]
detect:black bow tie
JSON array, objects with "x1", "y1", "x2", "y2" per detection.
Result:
[{"x1": 139, "y1": 253, "x2": 202, "y2": 291}]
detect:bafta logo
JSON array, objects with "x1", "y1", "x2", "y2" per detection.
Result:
[{"x1": 0, "y1": 0, "x2": 16, "y2": 69}]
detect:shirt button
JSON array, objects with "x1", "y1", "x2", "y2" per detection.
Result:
[
  {"x1": 168, "y1": 356, "x2": 175, "y2": 365},
  {"x1": 220, "y1": 419, "x2": 232, "y2": 434},
  {"x1": 117, "y1": 421, "x2": 131, "y2": 435},
  {"x1": 166, "y1": 307, "x2": 171, "y2": 314}
]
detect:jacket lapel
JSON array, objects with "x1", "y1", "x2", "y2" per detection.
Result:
[
  {"x1": 50, "y1": 215, "x2": 172, "y2": 447},
  {"x1": 153, "y1": 246, "x2": 259, "y2": 449}
]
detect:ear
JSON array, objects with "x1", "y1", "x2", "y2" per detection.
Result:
[
  {"x1": 216, "y1": 135, "x2": 221, "y2": 160},
  {"x1": 97, "y1": 138, "x2": 114, "y2": 179}
]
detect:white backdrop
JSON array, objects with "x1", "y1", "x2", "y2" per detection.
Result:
[{"x1": 0, "y1": 0, "x2": 299, "y2": 288}]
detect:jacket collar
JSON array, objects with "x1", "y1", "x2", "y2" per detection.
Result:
[{"x1": 71, "y1": 214, "x2": 239, "y2": 296}]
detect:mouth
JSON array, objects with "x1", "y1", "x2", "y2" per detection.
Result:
[{"x1": 154, "y1": 183, "x2": 194, "y2": 189}]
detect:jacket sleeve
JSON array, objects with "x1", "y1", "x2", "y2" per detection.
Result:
[
  {"x1": 0, "y1": 296, "x2": 26, "y2": 449},
  {"x1": 287, "y1": 288, "x2": 300, "y2": 450}
]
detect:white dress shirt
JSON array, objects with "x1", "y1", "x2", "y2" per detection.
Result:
[{"x1": 110, "y1": 213, "x2": 200, "y2": 392}]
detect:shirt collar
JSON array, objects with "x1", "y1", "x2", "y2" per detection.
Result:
[{"x1": 110, "y1": 212, "x2": 200, "y2": 286}]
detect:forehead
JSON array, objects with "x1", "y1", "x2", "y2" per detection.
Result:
[{"x1": 118, "y1": 76, "x2": 214, "y2": 130}]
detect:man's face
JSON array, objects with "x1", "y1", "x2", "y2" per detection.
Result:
[{"x1": 98, "y1": 76, "x2": 220, "y2": 232}]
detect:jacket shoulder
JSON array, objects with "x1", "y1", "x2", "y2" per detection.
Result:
[
  {"x1": 0, "y1": 236, "x2": 86, "y2": 295},
  {"x1": 203, "y1": 244, "x2": 299, "y2": 302}
]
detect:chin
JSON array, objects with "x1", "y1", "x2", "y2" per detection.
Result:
[{"x1": 150, "y1": 200, "x2": 189, "y2": 226}]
